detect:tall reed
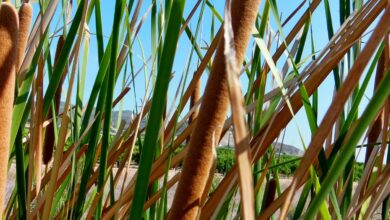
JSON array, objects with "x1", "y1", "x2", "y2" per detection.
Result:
[
  {"x1": 169, "y1": 0, "x2": 261, "y2": 218},
  {"x1": 1, "y1": 1, "x2": 389, "y2": 219}
]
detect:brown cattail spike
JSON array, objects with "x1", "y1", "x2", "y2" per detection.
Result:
[
  {"x1": 16, "y1": 2, "x2": 33, "y2": 72},
  {"x1": 0, "y1": 2, "x2": 18, "y2": 213},
  {"x1": 262, "y1": 178, "x2": 277, "y2": 217},
  {"x1": 42, "y1": 36, "x2": 67, "y2": 164},
  {"x1": 186, "y1": 79, "x2": 200, "y2": 143},
  {"x1": 168, "y1": 0, "x2": 261, "y2": 219},
  {"x1": 42, "y1": 117, "x2": 55, "y2": 164}
]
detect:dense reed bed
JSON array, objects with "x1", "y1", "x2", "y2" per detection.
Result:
[{"x1": 0, "y1": 0, "x2": 389, "y2": 219}]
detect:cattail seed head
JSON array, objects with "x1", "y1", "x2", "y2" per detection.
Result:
[
  {"x1": 42, "y1": 36, "x2": 66, "y2": 164},
  {"x1": 169, "y1": 0, "x2": 261, "y2": 218},
  {"x1": 186, "y1": 79, "x2": 201, "y2": 143},
  {"x1": 0, "y1": 2, "x2": 18, "y2": 213},
  {"x1": 263, "y1": 178, "x2": 277, "y2": 215},
  {"x1": 16, "y1": 2, "x2": 32, "y2": 72}
]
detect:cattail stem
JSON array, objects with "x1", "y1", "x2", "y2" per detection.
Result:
[
  {"x1": 16, "y1": 2, "x2": 32, "y2": 73},
  {"x1": 34, "y1": 53, "x2": 44, "y2": 195},
  {"x1": 42, "y1": 36, "x2": 67, "y2": 164},
  {"x1": 168, "y1": 0, "x2": 261, "y2": 218},
  {"x1": 0, "y1": 2, "x2": 18, "y2": 213}
]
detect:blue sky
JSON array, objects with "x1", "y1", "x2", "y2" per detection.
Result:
[{"x1": 29, "y1": 0, "x2": 379, "y2": 154}]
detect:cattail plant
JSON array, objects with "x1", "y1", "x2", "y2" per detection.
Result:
[
  {"x1": 169, "y1": 0, "x2": 261, "y2": 218},
  {"x1": 16, "y1": 0, "x2": 33, "y2": 72},
  {"x1": 186, "y1": 79, "x2": 200, "y2": 143},
  {"x1": 1, "y1": 0, "x2": 390, "y2": 219},
  {"x1": 42, "y1": 35, "x2": 67, "y2": 164},
  {"x1": 0, "y1": 2, "x2": 18, "y2": 212},
  {"x1": 262, "y1": 178, "x2": 277, "y2": 217}
]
